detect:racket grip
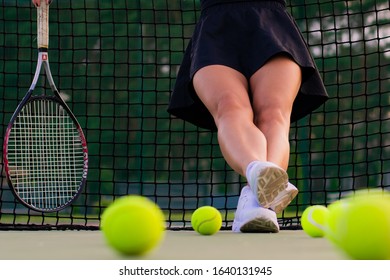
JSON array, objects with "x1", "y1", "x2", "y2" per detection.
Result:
[{"x1": 37, "y1": 1, "x2": 49, "y2": 50}]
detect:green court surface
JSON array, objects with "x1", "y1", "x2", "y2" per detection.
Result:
[{"x1": 0, "y1": 230, "x2": 344, "y2": 260}]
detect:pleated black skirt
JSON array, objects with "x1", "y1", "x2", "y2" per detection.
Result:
[{"x1": 168, "y1": 0, "x2": 328, "y2": 131}]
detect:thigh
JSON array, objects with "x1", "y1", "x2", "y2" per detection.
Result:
[
  {"x1": 193, "y1": 65, "x2": 252, "y2": 119},
  {"x1": 250, "y1": 55, "x2": 302, "y2": 122}
]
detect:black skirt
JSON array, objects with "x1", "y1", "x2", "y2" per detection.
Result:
[{"x1": 168, "y1": 0, "x2": 329, "y2": 131}]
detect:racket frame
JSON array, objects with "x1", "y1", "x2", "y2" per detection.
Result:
[{"x1": 3, "y1": 2, "x2": 88, "y2": 212}]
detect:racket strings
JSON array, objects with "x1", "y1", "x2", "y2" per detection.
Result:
[{"x1": 6, "y1": 99, "x2": 85, "y2": 211}]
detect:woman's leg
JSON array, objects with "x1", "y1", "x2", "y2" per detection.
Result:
[
  {"x1": 250, "y1": 55, "x2": 302, "y2": 170},
  {"x1": 193, "y1": 65, "x2": 267, "y2": 177},
  {"x1": 249, "y1": 55, "x2": 302, "y2": 213}
]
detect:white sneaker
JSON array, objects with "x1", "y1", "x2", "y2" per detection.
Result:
[
  {"x1": 232, "y1": 186, "x2": 279, "y2": 233},
  {"x1": 246, "y1": 161, "x2": 288, "y2": 208},
  {"x1": 269, "y1": 182, "x2": 298, "y2": 214}
]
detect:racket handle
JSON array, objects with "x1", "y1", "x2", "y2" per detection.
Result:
[{"x1": 37, "y1": 1, "x2": 49, "y2": 50}]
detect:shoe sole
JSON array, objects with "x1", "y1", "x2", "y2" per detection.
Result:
[
  {"x1": 240, "y1": 217, "x2": 279, "y2": 233},
  {"x1": 271, "y1": 188, "x2": 299, "y2": 214},
  {"x1": 256, "y1": 166, "x2": 288, "y2": 208}
]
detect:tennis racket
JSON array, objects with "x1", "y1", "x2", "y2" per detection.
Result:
[{"x1": 3, "y1": 1, "x2": 88, "y2": 212}]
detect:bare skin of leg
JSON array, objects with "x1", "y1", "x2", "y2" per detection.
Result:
[
  {"x1": 250, "y1": 55, "x2": 302, "y2": 170},
  {"x1": 192, "y1": 55, "x2": 301, "y2": 177}
]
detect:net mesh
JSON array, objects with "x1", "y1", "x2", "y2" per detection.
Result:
[{"x1": 0, "y1": 0, "x2": 389, "y2": 230}]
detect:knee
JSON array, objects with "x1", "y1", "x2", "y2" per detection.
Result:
[
  {"x1": 213, "y1": 95, "x2": 253, "y2": 125},
  {"x1": 254, "y1": 107, "x2": 291, "y2": 132}
]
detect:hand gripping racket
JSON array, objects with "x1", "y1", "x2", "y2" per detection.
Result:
[{"x1": 3, "y1": 1, "x2": 88, "y2": 212}]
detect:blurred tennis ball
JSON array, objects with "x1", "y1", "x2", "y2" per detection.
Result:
[
  {"x1": 326, "y1": 191, "x2": 390, "y2": 259},
  {"x1": 101, "y1": 195, "x2": 165, "y2": 256},
  {"x1": 325, "y1": 199, "x2": 350, "y2": 246},
  {"x1": 301, "y1": 205, "x2": 329, "y2": 237},
  {"x1": 191, "y1": 206, "x2": 222, "y2": 235}
]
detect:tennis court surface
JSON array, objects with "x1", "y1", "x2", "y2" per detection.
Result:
[{"x1": 0, "y1": 230, "x2": 344, "y2": 260}]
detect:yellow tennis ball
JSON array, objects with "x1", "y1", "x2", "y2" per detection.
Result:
[
  {"x1": 331, "y1": 193, "x2": 390, "y2": 259},
  {"x1": 191, "y1": 206, "x2": 222, "y2": 235},
  {"x1": 325, "y1": 199, "x2": 350, "y2": 246},
  {"x1": 100, "y1": 195, "x2": 165, "y2": 256},
  {"x1": 301, "y1": 205, "x2": 329, "y2": 237}
]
